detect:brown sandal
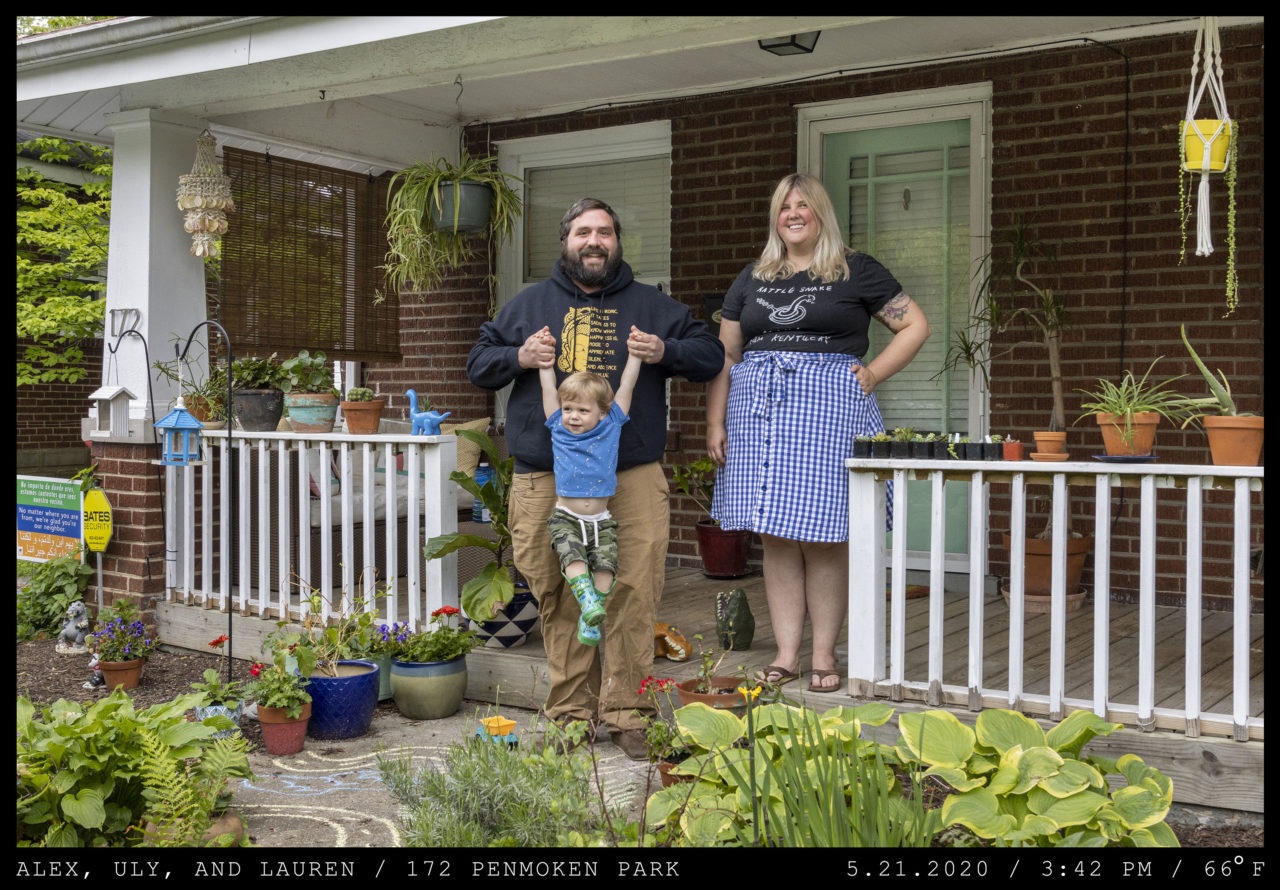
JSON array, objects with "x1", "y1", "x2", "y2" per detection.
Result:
[
  {"x1": 754, "y1": 664, "x2": 799, "y2": 685},
  {"x1": 808, "y1": 669, "x2": 842, "y2": 693}
]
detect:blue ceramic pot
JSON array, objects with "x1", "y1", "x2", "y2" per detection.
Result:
[{"x1": 306, "y1": 659, "x2": 379, "y2": 739}]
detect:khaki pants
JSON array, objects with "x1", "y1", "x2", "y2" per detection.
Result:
[{"x1": 509, "y1": 461, "x2": 668, "y2": 732}]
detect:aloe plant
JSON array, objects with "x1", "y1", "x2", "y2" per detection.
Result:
[{"x1": 1175, "y1": 323, "x2": 1247, "y2": 426}]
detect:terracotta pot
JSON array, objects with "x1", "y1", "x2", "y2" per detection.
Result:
[
  {"x1": 257, "y1": 702, "x2": 311, "y2": 755},
  {"x1": 1032, "y1": 431, "x2": 1066, "y2": 454},
  {"x1": 341, "y1": 399, "x2": 386, "y2": 435},
  {"x1": 1203, "y1": 415, "x2": 1264, "y2": 467},
  {"x1": 98, "y1": 658, "x2": 144, "y2": 691},
  {"x1": 695, "y1": 520, "x2": 751, "y2": 579},
  {"x1": 1095, "y1": 411, "x2": 1160, "y2": 457},
  {"x1": 674, "y1": 676, "x2": 747, "y2": 713},
  {"x1": 1002, "y1": 440, "x2": 1026, "y2": 461},
  {"x1": 1001, "y1": 533, "x2": 1092, "y2": 597},
  {"x1": 657, "y1": 760, "x2": 696, "y2": 788},
  {"x1": 1000, "y1": 584, "x2": 1087, "y2": 614}
]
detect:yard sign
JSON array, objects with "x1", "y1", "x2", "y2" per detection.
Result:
[{"x1": 16, "y1": 475, "x2": 84, "y2": 563}]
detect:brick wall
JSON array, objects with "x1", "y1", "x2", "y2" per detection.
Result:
[{"x1": 16, "y1": 337, "x2": 99, "y2": 474}]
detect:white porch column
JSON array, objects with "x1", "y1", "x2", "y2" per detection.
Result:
[{"x1": 97, "y1": 109, "x2": 211, "y2": 430}]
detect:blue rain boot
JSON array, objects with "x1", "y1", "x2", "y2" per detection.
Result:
[
  {"x1": 577, "y1": 614, "x2": 601, "y2": 647},
  {"x1": 567, "y1": 573, "x2": 606, "y2": 627}
]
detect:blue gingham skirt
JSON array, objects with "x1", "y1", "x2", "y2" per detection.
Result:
[{"x1": 710, "y1": 351, "x2": 891, "y2": 541}]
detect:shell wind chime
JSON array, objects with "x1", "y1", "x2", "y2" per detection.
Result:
[
  {"x1": 176, "y1": 129, "x2": 234, "y2": 258},
  {"x1": 1179, "y1": 16, "x2": 1238, "y2": 315}
]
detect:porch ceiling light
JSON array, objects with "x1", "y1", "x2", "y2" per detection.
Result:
[
  {"x1": 758, "y1": 31, "x2": 821, "y2": 56},
  {"x1": 176, "y1": 129, "x2": 234, "y2": 258}
]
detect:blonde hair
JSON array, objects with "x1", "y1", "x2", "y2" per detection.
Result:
[
  {"x1": 557, "y1": 371, "x2": 614, "y2": 413},
  {"x1": 753, "y1": 173, "x2": 853, "y2": 283}
]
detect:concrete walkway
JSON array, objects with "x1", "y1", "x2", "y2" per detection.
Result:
[{"x1": 232, "y1": 699, "x2": 653, "y2": 848}]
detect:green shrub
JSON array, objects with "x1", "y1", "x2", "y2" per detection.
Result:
[
  {"x1": 378, "y1": 721, "x2": 624, "y2": 846},
  {"x1": 16, "y1": 550, "x2": 94, "y2": 641},
  {"x1": 16, "y1": 689, "x2": 249, "y2": 846}
]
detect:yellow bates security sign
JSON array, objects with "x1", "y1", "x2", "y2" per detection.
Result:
[{"x1": 83, "y1": 488, "x2": 113, "y2": 552}]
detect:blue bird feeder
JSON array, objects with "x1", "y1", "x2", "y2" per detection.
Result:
[{"x1": 154, "y1": 398, "x2": 205, "y2": 466}]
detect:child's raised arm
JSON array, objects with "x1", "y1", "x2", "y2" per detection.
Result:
[
  {"x1": 532, "y1": 326, "x2": 559, "y2": 419},
  {"x1": 615, "y1": 326, "x2": 648, "y2": 416}
]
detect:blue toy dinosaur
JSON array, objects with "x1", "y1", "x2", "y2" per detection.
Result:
[{"x1": 406, "y1": 389, "x2": 451, "y2": 435}]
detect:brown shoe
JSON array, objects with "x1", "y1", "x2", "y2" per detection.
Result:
[{"x1": 610, "y1": 728, "x2": 650, "y2": 761}]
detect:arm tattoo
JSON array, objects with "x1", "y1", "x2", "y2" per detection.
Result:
[{"x1": 875, "y1": 293, "x2": 911, "y2": 324}]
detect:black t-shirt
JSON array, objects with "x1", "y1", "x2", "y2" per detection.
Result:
[{"x1": 720, "y1": 252, "x2": 902, "y2": 357}]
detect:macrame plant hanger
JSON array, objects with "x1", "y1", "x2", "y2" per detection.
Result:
[{"x1": 1182, "y1": 16, "x2": 1231, "y2": 258}]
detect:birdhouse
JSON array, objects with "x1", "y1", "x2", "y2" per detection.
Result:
[
  {"x1": 153, "y1": 398, "x2": 205, "y2": 466},
  {"x1": 88, "y1": 386, "x2": 136, "y2": 439}
]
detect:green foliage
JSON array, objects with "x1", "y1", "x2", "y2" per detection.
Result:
[
  {"x1": 1074, "y1": 357, "x2": 1190, "y2": 446},
  {"x1": 938, "y1": 221, "x2": 1071, "y2": 431},
  {"x1": 153, "y1": 341, "x2": 230, "y2": 421},
  {"x1": 1174, "y1": 323, "x2": 1249, "y2": 424},
  {"x1": 644, "y1": 703, "x2": 1178, "y2": 848},
  {"x1": 344, "y1": 386, "x2": 376, "y2": 402},
  {"x1": 16, "y1": 689, "x2": 239, "y2": 847},
  {"x1": 645, "y1": 699, "x2": 934, "y2": 847},
  {"x1": 134, "y1": 726, "x2": 253, "y2": 847},
  {"x1": 16, "y1": 136, "x2": 112, "y2": 385},
  {"x1": 425, "y1": 428, "x2": 517, "y2": 620},
  {"x1": 230, "y1": 354, "x2": 284, "y2": 390},
  {"x1": 378, "y1": 723, "x2": 623, "y2": 846},
  {"x1": 294, "y1": 588, "x2": 384, "y2": 676},
  {"x1": 671, "y1": 456, "x2": 717, "y2": 518},
  {"x1": 279, "y1": 349, "x2": 337, "y2": 394},
  {"x1": 892, "y1": 708, "x2": 1180, "y2": 847},
  {"x1": 393, "y1": 606, "x2": 479, "y2": 662},
  {"x1": 190, "y1": 668, "x2": 246, "y2": 707},
  {"x1": 384, "y1": 151, "x2": 524, "y2": 311},
  {"x1": 15, "y1": 550, "x2": 94, "y2": 641}
]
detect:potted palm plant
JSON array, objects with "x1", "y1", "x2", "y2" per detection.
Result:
[
  {"x1": 383, "y1": 150, "x2": 524, "y2": 311},
  {"x1": 941, "y1": 221, "x2": 1071, "y2": 452},
  {"x1": 671, "y1": 456, "x2": 751, "y2": 579},
  {"x1": 1174, "y1": 324, "x2": 1263, "y2": 466}
]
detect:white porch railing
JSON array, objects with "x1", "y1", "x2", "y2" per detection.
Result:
[
  {"x1": 847, "y1": 458, "x2": 1264, "y2": 742},
  {"x1": 160, "y1": 428, "x2": 459, "y2": 632}
]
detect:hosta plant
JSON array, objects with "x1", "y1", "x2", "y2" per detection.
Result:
[{"x1": 891, "y1": 708, "x2": 1179, "y2": 847}]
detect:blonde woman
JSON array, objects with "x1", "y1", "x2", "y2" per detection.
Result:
[{"x1": 706, "y1": 173, "x2": 931, "y2": 692}]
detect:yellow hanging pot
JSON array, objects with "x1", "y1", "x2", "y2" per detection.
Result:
[{"x1": 1182, "y1": 119, "x2": 1232, "y2": 172}]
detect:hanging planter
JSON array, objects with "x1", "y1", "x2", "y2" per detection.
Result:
[{"x1": 1178, "y1": 16, "x2": 1238, "y2": 316}]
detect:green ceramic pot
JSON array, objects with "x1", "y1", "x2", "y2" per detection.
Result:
[{"x1": 390, "y1": 655, "x2": 467, "y2": 719}]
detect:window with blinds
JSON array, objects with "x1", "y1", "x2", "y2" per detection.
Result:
[
  {"x1": 219, "y1": 148, "x2": 400, "y2": 361},
  {"x1": 523, "y1": 156, "x2": 670, "y2": 282}
]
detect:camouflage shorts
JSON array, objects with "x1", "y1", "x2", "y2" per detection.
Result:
[{"x1": 547, "y1": 507, "x2": 619, "y2": 576}]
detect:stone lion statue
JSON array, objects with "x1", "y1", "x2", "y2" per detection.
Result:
[{"x1": 56, "y1": 601, "x2": 91, "y2": 654}]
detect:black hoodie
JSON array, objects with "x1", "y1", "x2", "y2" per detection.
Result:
[{"x1": 467, "y1": 259, "x2": 725, "y2": 473}]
